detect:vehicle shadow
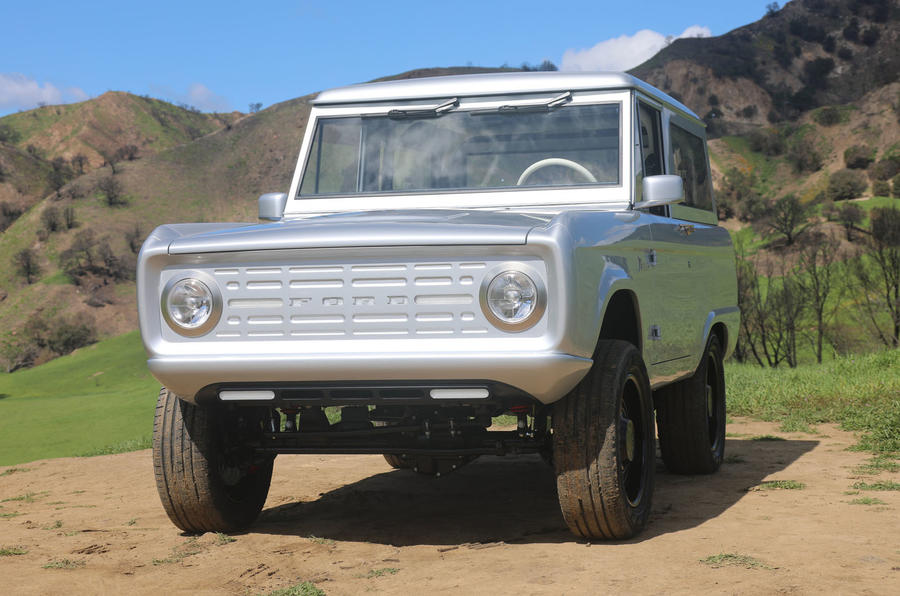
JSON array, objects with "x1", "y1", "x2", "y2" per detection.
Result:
[{"x1": 254, "y1": 437, "x2": 817, "y2": 545}]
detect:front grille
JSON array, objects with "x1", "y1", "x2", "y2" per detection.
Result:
[{"x1": 168, "y1": 257, "x2": 541, "y2": 340}]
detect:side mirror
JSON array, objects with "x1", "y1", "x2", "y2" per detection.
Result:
[
  {"x1": 633, "y1": 175, "x2": 684, "y2": 210},
  {"x1": 258, "y1": 192, "x2": 288, "y2": 221}
]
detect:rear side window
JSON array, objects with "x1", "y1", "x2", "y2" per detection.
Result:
[{"x1": 670, "y1": 124, "x2": 712, "y2": 211}]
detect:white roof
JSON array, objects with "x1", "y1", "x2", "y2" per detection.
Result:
[{"x1": 313, "y1": 71, "x2": 699, "y2": 120}]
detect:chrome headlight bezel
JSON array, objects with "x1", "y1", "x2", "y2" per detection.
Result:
[
  {"x1": 160, "y1": 272, "x2": 222, "y2": 337},
  {"x1": 479, "y1": 263, "x2": 547, "y2": 332}
]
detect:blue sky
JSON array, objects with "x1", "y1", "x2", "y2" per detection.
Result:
[{"x1": 1, "y1": 0, "x2": 778, "y2": 116}]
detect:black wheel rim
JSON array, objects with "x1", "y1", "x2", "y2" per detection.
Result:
[
  {"x1": 619, "y1": 373, "x2": 646, "y2": 507},
  {"x1": 706, "y1": 351, "x2": 723, "y2": 453}
]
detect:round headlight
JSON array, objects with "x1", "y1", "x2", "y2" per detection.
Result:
[
  {"x1": 480, "y1": 268, "x2": 546, "y2": 332},
  {"x1": 161, "y1": 276, "x2": 221, "y2": 336}
]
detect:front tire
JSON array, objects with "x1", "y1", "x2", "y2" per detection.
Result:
[
  {"x1": 655, "y1": 334, "x2": 726, "y2": 474},
  {"x1": 152, "y1": 388, "x2": 273, "y2": 533},
  {"x1": 553, "y1": 340, "x2": 655, "y2": 540},
  {"x1": 383, "y1": 454, "x2": 412, "y2": 469}
]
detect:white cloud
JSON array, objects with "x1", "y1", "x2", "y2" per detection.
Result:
[
  {"x1": 0, "y1": 74, "x2": 91, "y2": 112},
  {"x1": 149, "y1": 82, "x2": 231, "y2": 112},
  {"x1": 0, "y1": 73, "x2": 63, "y2": 110},
  {"x1": 185, "y1": 83, "x2": 230, "y2": 112},
  {"x1": 67, "y1": 87, "x2": 89, "y2": 102},
  {"x1": 561, "y1": 25, "x2": 713, "y2": 72}
]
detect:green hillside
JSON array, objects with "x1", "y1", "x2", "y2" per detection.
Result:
[
  {"x1": 0, "y1": 91, "x2": 238, "y2": 169},
  {"x1": 0, "y1": 331, "x2": 158, "y2": 465}
]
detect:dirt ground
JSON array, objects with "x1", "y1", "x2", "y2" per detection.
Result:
[{"x1": 1, "y1": 417, "x2": 897, "y2": 595}]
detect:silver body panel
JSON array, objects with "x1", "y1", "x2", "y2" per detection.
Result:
[{"x1": 137, "y1": 73, "x2": 739, "y2": 405}]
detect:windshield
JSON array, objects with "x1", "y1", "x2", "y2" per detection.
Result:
[{"x1": 298, "y1": 102, "x2": 620, "y2": 197}]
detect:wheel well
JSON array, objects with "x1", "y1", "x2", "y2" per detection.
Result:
[{"x1": 598, "y1": 291, "x2": 641, "y2": 353}]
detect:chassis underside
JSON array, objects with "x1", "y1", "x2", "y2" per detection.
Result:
[{"x1": 209, "y1": 383, "x2": 552, "y2": 475}]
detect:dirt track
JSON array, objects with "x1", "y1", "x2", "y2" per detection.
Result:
[{"x1": 1, "y1": 417, "x2": 897, "y2": 595}]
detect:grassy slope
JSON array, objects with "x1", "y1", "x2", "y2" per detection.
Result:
[
  {"x1": 0, "y1": 331, "x2": 159, "y2": 465},
  {"x1": 728, "y1": 349, "x2": 900, "y2": 452},
  {"x1": 0, "y1": 92, "x2": 235, "y2": 167}
]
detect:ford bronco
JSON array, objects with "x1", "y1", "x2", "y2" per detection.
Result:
[{"x1": 138, "y1": 72, "x2": 739, "y2": 540}]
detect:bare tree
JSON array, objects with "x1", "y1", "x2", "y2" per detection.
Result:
[
  {"x1": 796, "y1": 232, "x2": 843, "y2": 363},
  {"x1": 249, "y1": 102, "x2": 263, "y2": 113},
  {"x1": 49, "y1": 156, "x2": 72, "y2": 197},
  {"x1": 837, "y1": 202, "x2": 863, "y2": 241},
  {"x1": 125, "y1": 222, "x2": 143, "y2": 254},
  {"x1": 14, "y1": 248, "x2": 41, "y2": 284},
  {"x1": 852, "y1": 207, "x2": 900, "y2": 347},
  {"x1": 765, "y1": 194, "x2": 811, "y2": 246},
  {"x1": 97, "y1": 176, "x2": 126, "y2": 206},
  {"x1": 772, "y1": 275, "x2": 806, "y2": 368},
  {"x1": 41, "y1": 206, "x2": 62, "y2": 232},
  {"x1": 115, "y1": 145, "x2": 139, "y2": 161},
  {"x1": 734, "y1": 239, "x2": 809, "y2": 368},
  {"x1": 102, "y1": 150, "x2": 121, "y2": 174},
  {"x1": 70, "y1": 153, "x2": 89, "y2": 175},
  {"x1": 63, "y1": 206, "x2": 77, "y2": 229}
]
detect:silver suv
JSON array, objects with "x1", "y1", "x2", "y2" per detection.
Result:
[{"x1": 138, "y1": 72, "x2": 739, "y2": 540}]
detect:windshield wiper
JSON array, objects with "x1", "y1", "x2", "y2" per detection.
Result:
[
  {"x1": 472, "y1": 91, "x2": 573, "y2": 115},
  {"x1": 385, "y1": 97, "x2": 459, "y2": 119}
]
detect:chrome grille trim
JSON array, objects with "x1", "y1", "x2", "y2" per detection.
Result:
[{"x1": 160, "y1": 257, "x2": 547, "y2": 341}]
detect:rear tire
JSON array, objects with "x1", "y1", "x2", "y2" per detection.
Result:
[
  {"x1": 553, "y1": 340, "x2": 655, "y2": 540},
  {"x1": 152, "y1": 388, "x2": 273, "y2": 533},
  {"x1": 655, "y1": 334, "x2": 726, "y2": 474}
]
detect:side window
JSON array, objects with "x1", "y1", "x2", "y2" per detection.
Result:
[
  {"x1": 670, "y1": 124, "x2": 713, "y2": 211},
  {"x1": 637, "y1": 103, "x2": 663, "y2": 177}
]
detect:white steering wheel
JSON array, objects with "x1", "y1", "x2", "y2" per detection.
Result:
[{"x1": 516, "y1": 158, "x2": 597, "y2": 186}]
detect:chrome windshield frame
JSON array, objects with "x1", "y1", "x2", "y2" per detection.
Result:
[{"x1": 284, "y1": 89, "x2": 633, "y2": 216}]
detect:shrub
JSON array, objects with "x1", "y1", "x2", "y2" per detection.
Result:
[
  {"x1": 787, "y1": 132, "x2": 822, "y2": 173},
  {"x1": 869, "y1": 159, "x2": 900, "y2": 181},
  {"x1": 813, "y1": 106, "x2": 843, "y2": 126},
  {"x1": 837, "y1": 202, "x2": 864, "y2": 240},
  {"x1": 861, "y1": 27, "x2": 880, "y2": 46},
  {"x1": 24, "y1": 312, "x2": 97, "y2": 356},
  {"x1": 0, "y1": 123, "x2": 21, "y2": 143},
  {"x1": 873, "y1": 180, "x2": 890, "y2": 197},
  {"x1": 0, "y1": 201, "x2": 23, "y2": 232},
  {"x1": 844, "y1": 145, "x2": 874, "y2": 169},
  {"x1": 41, "y1": 206, "x2": 62, "y2": 233},
  {"x1": 837, "y1": 47, "x2": 854, "y2": 61},
  {"x1": 804, "y1": 58, "x2": 834, "y2": 89},
  {"x1": 893, "y1": 173, "x2": 900, "y2": 198},
  {"x1": 748, "y1": 128, "x2": 785, "y2": 156},
  {"x1": 63, "y1": 183, "x2": 84, "y2": 200},
  {"x1": 822, "y1": 35, "x2": 836, "y2": 53},
  {"x1": 739, "y1": 105, "x2": 758, "y2": 118},
  {"x1": 827, "y1": 169, "x2": 867, "y2": 201},
  {"x1": 843, "y1": 18, "x2": 860, "y2": 42},
  {"x1": 871, "y1": 206, "x2": 900, "y2": 246},
  {"x1": 97, "y1": 176, "x2": 126, "y2": 206},
  {"x1": 13, "y1": 248, "x2": 41, "y2": 284}
]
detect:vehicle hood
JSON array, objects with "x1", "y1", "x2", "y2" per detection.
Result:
[{"x1": 166, "y1": 210, "x2": 553, "y2": 255}]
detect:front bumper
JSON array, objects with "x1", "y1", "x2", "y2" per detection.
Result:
[{"x1": 149, "y1": 349, "x2": 591, "y2": 405}]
